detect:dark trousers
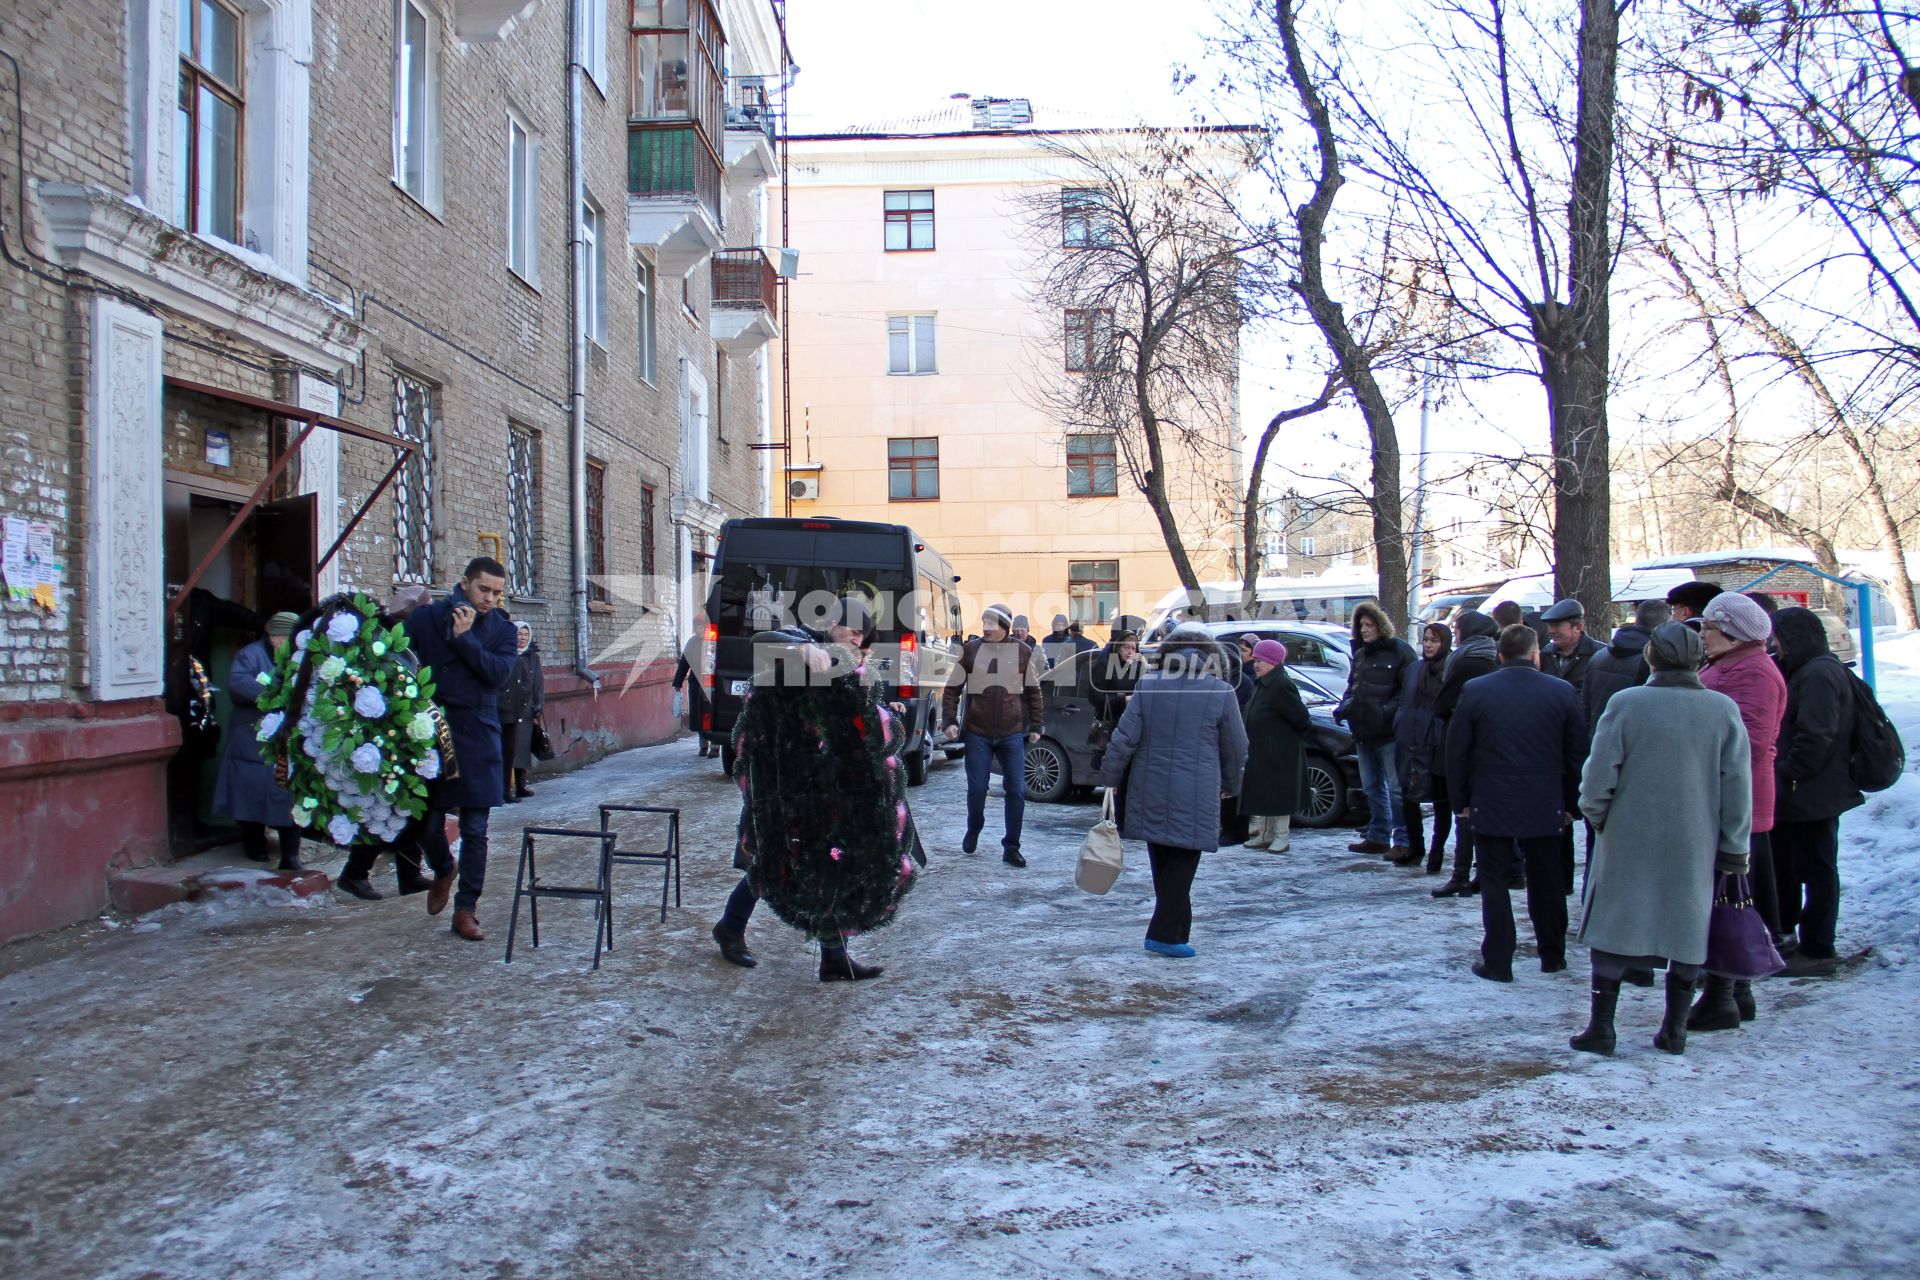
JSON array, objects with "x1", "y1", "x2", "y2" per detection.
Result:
[
  {"x1": 1773, "y1": 816, "x2": 1841, "y2": 957},
  {"x1": 1402, "y1": 777, "x2": 1454, "y2": 863},
  {"x1": 340, "y1": 838, "x2": 425, "y2": 885},
  {"x1": 239, "y1": 821, "x2": 301, "y2": 865},
  {"x1": 419, "y1": 806, "x2": 492, "y2": 914},
  {"x1": 1476, "y1": 832, "x2": 1568, "y2": 975},
  {"x1": 1145, "y1": 843, "x2": 1202, "y2": 944},
  {"x1": 1747, "y1": 829, "x2": 1782, "y2": 939},
  {"x1": 716, "y1": 873, "x2": 844, "y2": 955},
  {"x1": 963, "y1": 731, "x2": 1027, "y2": 852}
]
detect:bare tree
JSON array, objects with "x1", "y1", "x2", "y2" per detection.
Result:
[{"x1": 1021, "y1": 129, "x2": 1273, "y2": 597}]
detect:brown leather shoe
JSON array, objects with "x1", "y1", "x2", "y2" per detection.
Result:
[
  {"x1": 451, "y1": 910, "x2": 485, "y2": 941},
  {"x1": 426, "y1": 873, "x2": 455, "y2": 916}
]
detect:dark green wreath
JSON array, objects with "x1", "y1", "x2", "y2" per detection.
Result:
[{"x1": 735, "y1": 657, "x2": 920, "y2": 939}]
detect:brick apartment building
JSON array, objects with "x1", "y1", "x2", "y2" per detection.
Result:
[{"x1": 0, "y1": 0, "x2": 791, "y2": 942}]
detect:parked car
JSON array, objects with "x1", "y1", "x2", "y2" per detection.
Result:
[
  {"x1": 1020, "y1": 651, "x2": 1362, "y2": 828},
  {"x1": 1415, "y1": 593, "x2": 1491, "y2": 625},
  {"x1": 1137, "y1": 619, "x2": 1352, "y2": 691}
]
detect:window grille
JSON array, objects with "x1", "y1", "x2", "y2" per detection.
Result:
[
  {"x1": 507, "y1": 426, "x2": 538, "y2": 595},
  {"x1": 392, "y1": 373, "x2": 436, "y2": 584},
  {"x1": 586, "y1": 458, "x2": 609, "y2": 602}
]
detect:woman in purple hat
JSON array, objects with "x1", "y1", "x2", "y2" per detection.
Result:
[{"x1": 1239, "y1": 639, "x2": 1312, "y2": 852}]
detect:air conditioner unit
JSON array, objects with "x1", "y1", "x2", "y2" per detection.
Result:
[{"x1": 788, "y1": 476, "x2": 820, "y2": 501}]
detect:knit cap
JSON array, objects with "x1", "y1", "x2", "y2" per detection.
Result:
[
  {"x1": 1702, "y1": 591, "x2": 1773, "y2": 645},
  {"x1": 1251, "y1": 639, "x2": 1288, "y2": 666},
  {"x1": 264, "y1": 611, "x2": 300, "y2": 638}
]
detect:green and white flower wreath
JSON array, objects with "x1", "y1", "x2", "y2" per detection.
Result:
[{"x1": 254, "y1": 593, "x2": 445, "y2": 846}]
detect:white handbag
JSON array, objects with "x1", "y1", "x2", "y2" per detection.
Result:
[{"x1": 1075, "y1": 790, "x2": 1125, "y2": 895}]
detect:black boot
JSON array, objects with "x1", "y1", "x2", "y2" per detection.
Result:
[
  {"x1": 277, "y1": 852, "x2": 305, "y2": 873},
  {"x1": 711, "y1": 923, "x2": 757, "y2": 969},
  {"x1": 1733, "y1": 979, "x2": 1757, "y2": 1022},
  {"x1": 819, "y1": 948, "x2": 883, "y2": 982},
  {"x1": 395, "y1": 852, "x2": 432, "y2": 896},
  {"x1": 1431, "y1": 877, "x2": 1472, "y2": 898},
  {"x1": 336, "y1": 875, "x2": 382, "y2": 901},
  {"x1": 1003, "y1": 847, "x2": 1027, "y2": 868},
  {"x1": 1686, "y1": 975, "x2": 1742, "y2": 1032},
  {"x1": 1569, "y1": 976, "x2": 1621, "y2": 1056},
  {"x1": 1654, "y1": 971, "x2": 1694, "y2": 1054}
]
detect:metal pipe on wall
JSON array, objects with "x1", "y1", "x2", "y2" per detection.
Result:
[{"x1": 566, "y1": 0, "x2": 598, "y2": 691}]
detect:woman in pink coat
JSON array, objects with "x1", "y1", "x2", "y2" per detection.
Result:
[{"x1": 1695, "y1": 591, "x2": 1789, "y2": 1030}]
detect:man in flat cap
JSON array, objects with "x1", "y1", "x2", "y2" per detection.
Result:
[{"x1": 1540, "y1": 599, "x2": 1605, "y2": 701}]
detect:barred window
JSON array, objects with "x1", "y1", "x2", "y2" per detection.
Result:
[
  {"x1": 640, "y1": 482, "x2": 657, "y2": 581},
  {"x1": 585, "y1": 457, "x2": 608, "y2": 603},
  {"x1": 507, "y1": 425, "x2": 539, "y2": 596},
  {"x1": 392, "y1": 372, "x2": 436, "y2": 584}
]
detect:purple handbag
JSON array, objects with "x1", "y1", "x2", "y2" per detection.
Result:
[{"x1": 1705, "y1": 873, "x2": 1786, "y2": 979}]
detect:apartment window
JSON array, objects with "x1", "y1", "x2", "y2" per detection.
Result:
[
  {"x1": 175, "y1": 0, "x2": 244, "y2": 243},
  {"x1": 392, "y1": 373, "x2": 437, "y2": 584},
  {"x1": 505, "y1": 425, "x2": 539, "y2": 596},
  {"x1": 883, "y1": 190, "x2": 935, "y2": 251},
  {"x1": 1065, "y1": 308, "x2": 1116, "y2": 372},
  {"x1": 507, "y1": 113, "x2": 539, "y2": 282},
  {"x1": 887, "y1": 314, "x2": 936, "y2": 374},
  {"x1": 887, "y1": 438, "x2": 940, "y2": 501},
  {"x1": 582, "y1": 0, "x2": 607, "y2": 91},
  {"x1": 1062, "y1": 187, "x2": 1113, "y2": 248},
  {"x1": 640, "y1": 482, "x2": 657, "y2": 580},
  {"x1": 1298, "y1": 536, "x2": 1317, "y2": 558},
  {"x1": 586, "y1": 458, "x2": 609, "y2": 602},
  {"x1": 1066, "y1": 434, "x2": 1119, "y2": 497},
  {"x1": 1069, "y1": 560, "x2": 1120, "y2": 624},
  {"x1": 582, "y1": 197, "x2": 606, "y2": 343},
  {"x1": 630, "y1": 0, "x2": 726, "y2": 144},
  {"x1": 393, "y1": 0, "x2": 440, "y2": 207},
  {"x1": 636, "y1": 259, "x2": 657, "y2": 383}
]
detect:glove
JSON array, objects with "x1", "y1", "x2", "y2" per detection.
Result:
[
  {"x1": 672, "y1": 690, "x2": 684, "y2": 718},
  {"x1": 1715, "y1": 850, "x2": 1750, "y2": 877}
]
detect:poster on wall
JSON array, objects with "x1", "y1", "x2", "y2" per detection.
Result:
[{"x1": 2, "y1": 514, "x2": 62, "y2": 614}]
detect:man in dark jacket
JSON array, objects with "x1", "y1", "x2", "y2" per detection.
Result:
[
  {"x1": 1337, "y1": 602, "x2": 1417, "y2": 857},
  {"x1": 1446, "y1": 624, "x2": 1588, "y2": 981},
  {"x1": 407, "y1": 557, "x2": 521, "y2": 941},
  {"x1": 1770, "y1": 607, "x2": 1864, "y2": 963},
  {"x1": 1540, "y1": 599, "x2": 1606, "y2": 697},
  {"x1": 1667, "y1": 580, "x2": 1724, "y2": 628},
  {"x1": 1582, "y1": 599, "x2": 1671, "y2": 733},
  {"x1": 941, "y1": 604, "x2": 1045, "y2": 867},
  {"x1": 1040, "y1": 614, "x2": 1096, "y2": 669},
  {"x1": 1431, "y1": 609, "x2": 1501, "y2": 896}
]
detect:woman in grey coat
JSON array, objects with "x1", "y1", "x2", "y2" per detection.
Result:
[
  {"x1": 1099, "y1": 627, "x2": 1249, "y2": 958},
  {"x1": 211, "y1": 611, "x2": 304, "y2": 870},
  {"x1": 1572, "y1": 623, "x2": 1752, "y2": 1057}
]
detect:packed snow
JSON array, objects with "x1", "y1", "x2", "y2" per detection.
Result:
[{"x1": 0, "y1": 637, "x2": 1916, "y2": 1278}]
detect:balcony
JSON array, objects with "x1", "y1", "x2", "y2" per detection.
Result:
[
  {"x1": 709, "y1": 248, "x2": 779, "y2": 352},
  {"x1": 724, "y1": 77, "x2": 777, "y2": 186},
  {"x1": 627, "y1": 121, "x2": 723, "y2": 277}
]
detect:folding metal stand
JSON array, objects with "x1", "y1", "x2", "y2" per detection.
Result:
[
  {"x1": 503, "y1": 827, "x2": 618, "y2": 969},
  {"x1": 597, "y1": 805, "x2": 682, "y2": 938}
]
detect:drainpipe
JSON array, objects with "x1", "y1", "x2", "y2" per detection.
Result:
[{"x1": 566, "y1": 0, "x2": 599, "y2": 691}]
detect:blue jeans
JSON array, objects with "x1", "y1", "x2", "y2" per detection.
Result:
[
  {"x1": 1354, "y1": 740, "x2": 1407, "y2": 845},
  {"x1": 419, "y1": 806, "x2": 491, "y2": 913},
  {"x1": 963, "y1": 731, "x2": 1027, "y2": 852}
]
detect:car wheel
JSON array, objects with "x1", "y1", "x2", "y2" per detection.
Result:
[
  {"x1": 1296, "y1": 753, "x2": 1342, "y2": 829},
  {"x1": 1023, "y1": 739, "x2": 1071, "y2": 803},
  {"x1": 905, "y1": 743, "x2": 928, "y2": 787},
  {"x1": 720, "y1": 744, "x2": 737, "y2": 777}
]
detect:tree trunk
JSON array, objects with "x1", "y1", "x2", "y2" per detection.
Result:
[{"x1": 1274, "y1": 0, "x2": 1410, "y2": 631}]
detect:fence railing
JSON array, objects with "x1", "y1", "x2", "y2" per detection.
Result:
[
  {"x1": 711, "y1": 247, "x2": 778, "y2": 312},
  {"x1": 627, "y1": 121, "x2": 722, "y2": 227}
]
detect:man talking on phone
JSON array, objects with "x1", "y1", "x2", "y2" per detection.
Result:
[{"x1": 408, "y1": 557, "x2": 521, "y2": 941}]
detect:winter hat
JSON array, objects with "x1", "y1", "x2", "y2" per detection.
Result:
[
  {"x1": 1251, "y1": 639, "x2": 1288, "y2": 667},
  {"x1": 1702, "y1": 592, "x2": 1772, "y2": 645},
  {"x1": 983, "y1": 603, "x2": 1014, "y2": 631},
  {"x1": 264, "y1": 611, "x2": 300, "y2": 638},
  {"x1": 1051, "y1": 613, "x2": 1070, "y2": 631},
  {"x1": 1646, "y1": 621, "x2": 1704, "y2": 672},
  {"x1": 1238, "y1": 632, "x2": 1261, "y2": 650},
  {"x1": 1012, "y1": 615, "x2": 1031, "y2": 631},
  {"x1": 1666, "y1": 580, "x2": 1724, "y2": 615}
]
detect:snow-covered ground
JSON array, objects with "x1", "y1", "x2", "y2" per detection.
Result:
[{"x1": 2, "y1": 640, "x2": 1917, "y2": 1279}]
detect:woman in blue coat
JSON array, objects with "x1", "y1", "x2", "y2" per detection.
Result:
[
  {"x1": 212, "y1": 611, "x2": 304, "y2": 870},
  {"x1": 1099, "y1": 627, "x2": 1248, "y2": 958}
]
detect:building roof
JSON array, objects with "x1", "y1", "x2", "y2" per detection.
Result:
[{"x1": 788, "y1": 96, "x2": 1260, "y2": 141}]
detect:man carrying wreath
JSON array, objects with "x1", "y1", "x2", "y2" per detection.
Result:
[{"x1": 407, "y1": 557, "x2": 521, "y2": 941}]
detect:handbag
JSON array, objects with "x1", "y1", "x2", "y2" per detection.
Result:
[
  {"x1": 531, "y1": 719, "x2": 556, "y2": 761},
  {"x1": 1075, "y1": 790, "x2": 1125, "y2": 895},
  {"x1": 1704, "y1": 873, "x2": 1787, "y2": 979},
  {"x1": 1401, "y1": 744, "x2": 1433, "y2": 803}
]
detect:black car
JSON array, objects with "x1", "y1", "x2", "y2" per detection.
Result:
[{"x1": 1021, "y1": 652, "x2": 1362, "y2": 828}]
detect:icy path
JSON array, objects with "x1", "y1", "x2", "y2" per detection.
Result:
[{"x1": 3, "y1": 722, "x2": 1917, "y2": 1278}]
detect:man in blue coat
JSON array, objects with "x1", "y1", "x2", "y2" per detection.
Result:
[
  {"x1": 1446, "y1": 624, "x2": 1589, "y2": 982},
  {"x1": 407, "y1": 557, "x2": 520, "y2": 941}
]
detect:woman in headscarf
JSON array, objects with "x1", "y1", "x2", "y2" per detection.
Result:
[
  {"x1": 1239, "y1": 639, "x2": 1311, "y2": 852},
  {"x1": 213, "y1": 611, "x2": 305, "y2": 870},
  {"x1": 1394, "y1": 622, "x2": 1455, "y2": 872},
  {"x1": 1572, "y1": 623, "x2": 1752, "y2": 1057},
  {"x1": 499, "y1": 621, "x2": 544, "y2": 803}
]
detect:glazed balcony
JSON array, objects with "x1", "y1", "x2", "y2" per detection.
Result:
[
  {"x1": 710, "y1": 248, "x2": 779, "y2": 351},
  {"x1": 724, "y1": 76, "x2": 777, "y2": 186},
  {"x1": 627, "y1": 120, "x2": 723, "y2": 277}
]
